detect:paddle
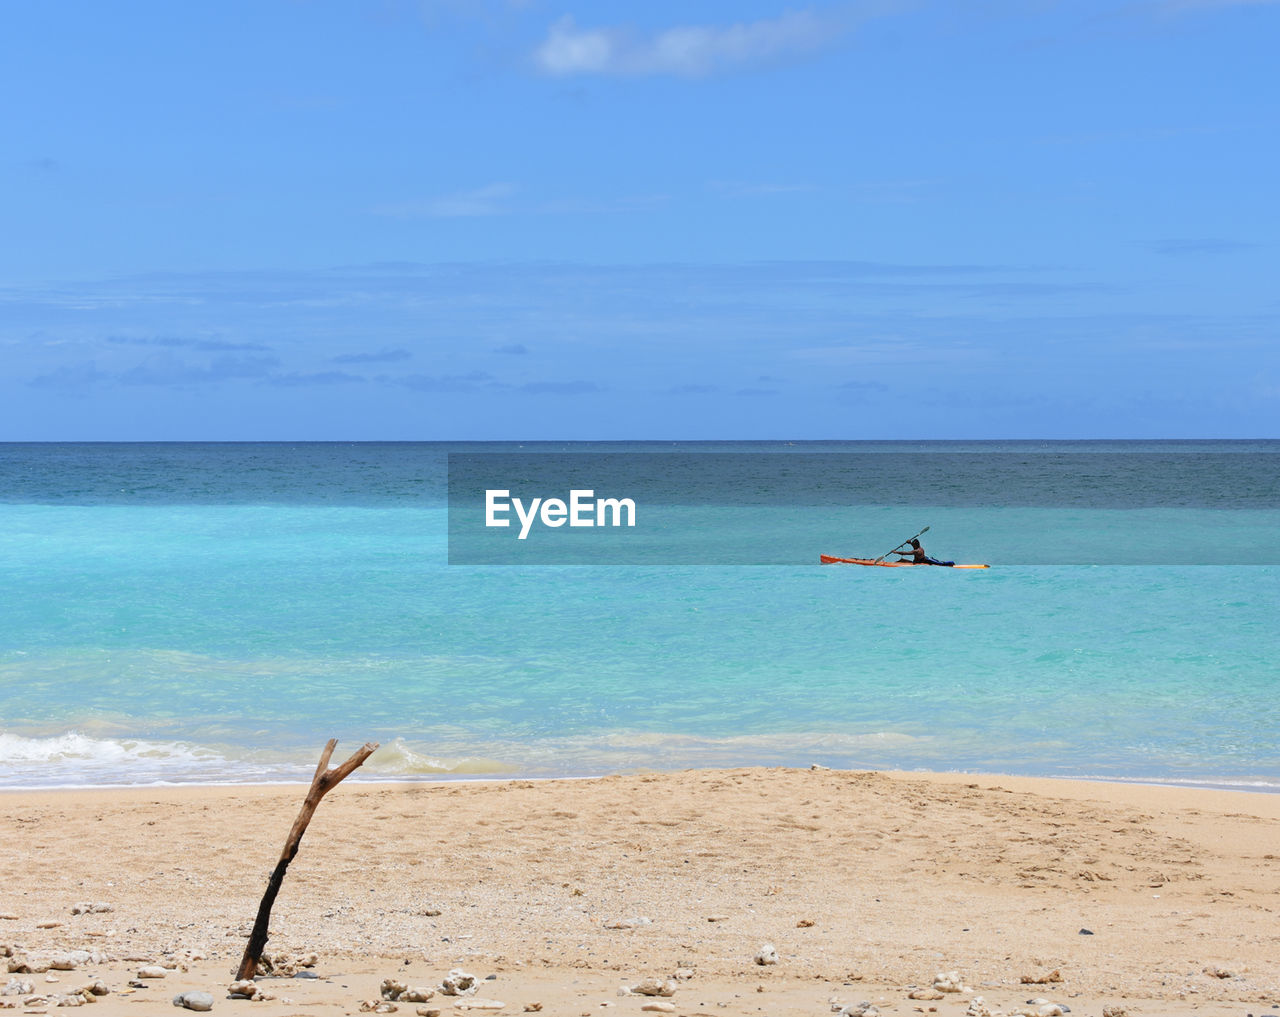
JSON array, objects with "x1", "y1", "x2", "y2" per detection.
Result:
[{"x1": 874, "y1": 525, "x2": 929, "y2": 563}]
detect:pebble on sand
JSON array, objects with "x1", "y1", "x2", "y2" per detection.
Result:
[
  {"x1": 172, "y1": 990, "x2": 215, "y2": 1011},
  {"x1": 380, "y1": 979, "x2": 437, "y2": 1004},
  {"x1": 1019, "y1": 969, "x2": 1063, "y2": 985},
  {"x1": 439, "y1": 970, "x2": 478, "y2": 997},
  {"x1": 932, "y1": 971, "x2": 969, "y2": 993},
  {"x1": 69, "y1": 905, "x2": 112, "y2": 916},
  {"x1": 138, "y1": 965, "x2": 169, "y2": 979},
  {"x1": 626, "y1": 979, "x2": 676, "y2": 998},
  {"x1": 603, "y1": 917, "x2": 651, "y2": 930},
  {"x1": 227, "y1": 979, "x2": 258, "y2": 999},
  {"x1": 257, "y1": 951, "x2": 318, "y2": 977},
  {"x1": 753, "y1": 944, "x2": 779, "y2": 966},
  {"x1": 382, "y1": 980, "x2": 409, "y2": 1000}
]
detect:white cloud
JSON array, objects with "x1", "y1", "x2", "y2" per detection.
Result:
[
  {"x1": 372, "y1": 183, "x2": 517, "y2": 218},
  {"x1": 710, "y1": 180, "x2": 816, "y2": 198},
  {"x1": 536, "y1": 17, "x2": 615, "y2": 74},
  {"x1": 533, "y1": 9, "x2": 847, "y2": 77},
  {"x1": 431, "y1": 183, "x2": 517, "y2": 216}
]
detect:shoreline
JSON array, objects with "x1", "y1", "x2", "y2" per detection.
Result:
[
  {"x1": 5, "y1": 766, "x2": 1280, "y2": 1015},
  {"x1": 9, "y1": 766, "x2": 1280, "y2": 812},
  {"x1": 5, "y1": 767, "x2": 1280, "y2": 796}
]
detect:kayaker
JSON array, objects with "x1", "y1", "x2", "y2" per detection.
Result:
[{"x1": 895, "y1": 538, "x2": 953, "y2": 566}]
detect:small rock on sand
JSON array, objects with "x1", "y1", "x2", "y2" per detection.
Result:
[
  {"x1": 227, "y1": 980, "x2": 256, "y2": 999},
  {"x1": 933, "y1": 971, "x2": 969, "y2": 993},
  {"x1": 603, "y1": 917, "x2": 651, "y2": 931},
  {"x1": 640, "y1": 1004, "x2": 675, "y2": 1013},
  {"x1": 628, "y1": 979, "x2": 675, "y2": 998},
  {"x1": 382, "y1": 980, "x2": 409, "y2": 1001},
  {"x1": 138, "y1": 966, "x2": 168, "y2": 979},
  {"x1": 453, "y1": 999, "x2": 505, "y2": 1011},
  {"x1": 1019, "y1": 969, "x2": 1063, "y2": 985},
  {"x1": 172, "y1": 990, "x2": 214, "y2": 1011},
  {"x1": 257, "y1": 951, "x2": 317, "y2": 977},
  {"x1": 439, "y1": 971, "x2": 477, "y2": 997},
  {"x1": 753, "y1": 944, "x2": 779, "y2": 966}
]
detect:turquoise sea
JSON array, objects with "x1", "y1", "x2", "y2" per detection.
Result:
[{"x1": 1, "y1": 441, "x2": 1277, "y2": 790}]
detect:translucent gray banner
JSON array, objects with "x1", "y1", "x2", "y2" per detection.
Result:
[{"x1": 447, "y1": 450, "x2": 1279, "y2": 565}]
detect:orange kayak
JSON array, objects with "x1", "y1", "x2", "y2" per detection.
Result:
[{"x1": 820, "y1": 554, "x2": 990, "y2": 569}]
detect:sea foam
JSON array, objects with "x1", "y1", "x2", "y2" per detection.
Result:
[{"x1": 0, "y1": 731, "x2": 259, "y2": 788}]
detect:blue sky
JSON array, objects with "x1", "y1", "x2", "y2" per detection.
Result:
[{"x1": 2, "y1": 0, "x2": 1276, "y2": 439}]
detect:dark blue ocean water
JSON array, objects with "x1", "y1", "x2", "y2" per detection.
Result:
[{"x1": 1, "y1": 441, "x2": 1277, "y2": 788}]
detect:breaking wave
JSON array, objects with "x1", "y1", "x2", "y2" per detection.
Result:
[{"x1": 0, "y1": 730, "x2": 254, "y2": 788}]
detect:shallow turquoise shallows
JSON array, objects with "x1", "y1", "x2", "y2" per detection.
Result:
[{"x1": 1, "y1": 441, "x2": 1276, "y2": 789}]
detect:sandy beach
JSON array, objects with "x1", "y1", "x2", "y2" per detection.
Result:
[{"x1": 3, "y1": 767, "x2": 1279, "y2": 1017}]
